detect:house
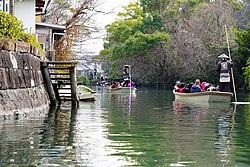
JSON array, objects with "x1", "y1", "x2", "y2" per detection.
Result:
[
  {"x1": 35, "y1": 22, "x2": 66, "y2": 60},
  {"x1": 0, "y1": 0, "x2": 45, "y2": 34},
  {"x1": 0, "y1": 0, "x2": 67, "y2": 60}
]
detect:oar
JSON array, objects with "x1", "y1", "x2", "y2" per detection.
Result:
[
  {"x1": 225, "y1": 25, "x2": 250, "y2": 105},
  {"x1": 224, "y1": 25, "x2": 238, "y2": 102}
]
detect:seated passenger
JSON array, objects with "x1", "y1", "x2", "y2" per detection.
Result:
[
  {"x1": 182, "y1": 83, "x2": 193, "y2": 93},
  {"x1": 174, "y1": 81, "x2": 181, "y2": 92},
  {"x1": 128, "y1": 81, "x2": 135, "y2": 87},
  {"x1": 190, "y1": 79, "x2": 202, "y2": 93},
  {"x1": 201, "y1": 82, "x2": 212, "y2": 91},
  {"x1": 110, "y1": 81, "x2": 118, "y2": 88}
]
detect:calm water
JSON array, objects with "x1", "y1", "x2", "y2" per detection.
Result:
[{"x1": 0, "y1": 87, "x2": 249, "y2": 167}]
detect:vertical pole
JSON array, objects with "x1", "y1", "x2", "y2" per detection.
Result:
[
  {"x1": 225, "y1": 25, "x2": 237, "y2": 102},
  {"x1": 70, "y1": 65, "x2": 79, "y2": 107},
  {"x1": 129, "y1": 65, "x2": 132, "y2": 94},
  {"x1": 41, "y1": 61, "x2": 58, "y2": 106}
]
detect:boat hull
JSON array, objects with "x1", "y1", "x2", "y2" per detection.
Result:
[
  {"x1": 59, "y1": 85, "x2": 96, "y2": 101},
  {"x1": 108, "y1": 87, "x2": 137, "y2": 93},
  {"x1": 78, "y1": 85, "x2": 96, "y2": 101},
  {"x1": 173, "y1": 91, "x2": 233, "y2": 103}
]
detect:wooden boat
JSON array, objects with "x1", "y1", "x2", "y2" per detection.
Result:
[
  {"x1": 173, "y1": 91, "x2": 233, "y2": 103},
  {"x1": 59, "y1": 85, "x2": 96, "y2": 101},
  {"x1": 108, "y1": 86, "x2": 137, "y2": 94},
  {"x1": 108, "y1": 65, "x2": 137, "y2": 94},
  {"x1": 77, "y1": 85, "x2": 96, "y2": 101}
]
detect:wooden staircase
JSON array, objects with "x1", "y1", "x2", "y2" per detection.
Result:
[{"x1": 41, "y1": 61, "x2": 79, "y2": 106}]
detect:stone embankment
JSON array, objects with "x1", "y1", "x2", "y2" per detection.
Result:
[{"x1": 0, "y1": 38, "x2": 49, "y2": 118}]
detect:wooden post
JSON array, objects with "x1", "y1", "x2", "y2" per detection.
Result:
[
  {"x1": 53, "y1": 83, "x2": 61, "y2": 105},
  {"x1": 69, "y1": 65, "x2": 79, "y2": 107},
  {"x1": 41, "y1": 61, "x2": 58, "y2": 106}
]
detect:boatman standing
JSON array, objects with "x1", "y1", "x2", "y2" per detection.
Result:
[
  {"x1": 217, "y1": 54, "x2": 233, "y2": 92},
  {"x1": 123, "y1": 65, "x2": 130, "y2": 79}
]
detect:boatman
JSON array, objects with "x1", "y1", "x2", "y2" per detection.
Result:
[
  {"x1": 216, "y1": 54, "x2": 233, "y2": 92},
  {"x1": 123, "y1": 65, "x2": 130, "y2": 79}
]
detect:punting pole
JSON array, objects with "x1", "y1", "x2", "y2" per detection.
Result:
[
  {"x1": 225, "y1": 25, "x2": 250, "y2": 105},
  {"x1": 129, "y1": 65, "x2": 132, "y2": 94},
  {"x1": 224, "y1": 25, "x2": 238, "y2": 102}
]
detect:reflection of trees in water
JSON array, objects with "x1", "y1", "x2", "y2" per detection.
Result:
[
  {"x1": 110, "y1": 93, "x2": 136, "y2": 116},
  {"x1": 173, "y1": 101, "x2": 207, "y2": 121},
  {"x1": 171, "y1": 101, "x2": 235, "y2": 167},
  {"x1": 109, "y1": 93, "x2": 136, "y2": 129}
]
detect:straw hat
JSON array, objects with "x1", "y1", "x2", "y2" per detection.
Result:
[{"x1": 218, "y1": 54, "x2": 229, "y2": 59}]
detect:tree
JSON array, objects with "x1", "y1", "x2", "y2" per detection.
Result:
[
  {"x1": 44, "y1": 0, "x2": 100, "y2": 61},
  {"x1": 161, "y1": 0, "x2": 241, "y2": 83},
  {"x1": 101, "y1": 0, "x2": 247, "y2": 87},
  {"x1": 235, "y1": 28, "x2": 250, "y2": 90},
  {"x1": 100, "y1": 3, "x2": 172, "y2": 85}
]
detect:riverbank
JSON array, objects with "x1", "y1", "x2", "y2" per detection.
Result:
[{"x1": 0, "y1": 38, "x2": 49, "y2": 118}]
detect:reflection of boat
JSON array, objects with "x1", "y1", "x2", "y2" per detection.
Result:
[
  {"x1": 173, "y1": 91, "x2": 233, "y2": 103},
  {"x1": 173, "y1": 99, "x2": 232, "y2": 110},
  {"x1": 59, "y1": 85, "x2": 96, "y2": 101},
  {"x1": 171, "y1": 100, "x2": 235, "y2": 167},
  {"x1": 108, "y1": 87, "x2": 137, "y2": 94}
]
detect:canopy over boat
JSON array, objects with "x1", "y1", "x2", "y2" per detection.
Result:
[{"x1": 173, "y1": 91, "x2": 233, "y2": 103}]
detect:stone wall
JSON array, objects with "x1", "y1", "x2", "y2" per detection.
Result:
[{"x1": 0, "y1": 38, "x2": 49, "y2": 116}]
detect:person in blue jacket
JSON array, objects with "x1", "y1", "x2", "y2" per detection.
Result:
[{"x1": 190, "y1": 79, "x2": 202, "y2": 93}]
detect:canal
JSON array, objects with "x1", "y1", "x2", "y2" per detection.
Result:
[{"x1": 0, "y1": 87, "x2": 249, "y2": 167}]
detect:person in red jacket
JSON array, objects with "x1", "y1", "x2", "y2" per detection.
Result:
[{"x1": 174, "y1": 81, "x2": 183, "y2": 92}]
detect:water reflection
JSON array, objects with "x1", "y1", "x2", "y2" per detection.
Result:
[
  {"x1": 0, "y1": 89, "x2": 249, "y2": 166},
  {"x1": 0, "y1": 108, "x2": 48, "y2": 166},
  {"x1": 172, "y1": 100, "x2": 236, "y2": 167},
  {"x1": 109, "y1": 93, "x2": 136, "y2": 116}
]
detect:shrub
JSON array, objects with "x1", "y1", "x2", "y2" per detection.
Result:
[
  {"x1": 20, "y1": 32, "x2": 44, "y2": 53},
  {"x1": 0, "y1": 11, "x2": 23, "y2": 40},
  {"x1": 78, "y1": 76, "x2": 90, "y2": 85},
  {"x1": 0, "y1": 11, "x2": 43, "y2": 53}
]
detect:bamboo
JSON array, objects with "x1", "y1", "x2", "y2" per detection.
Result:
[{"x1": 224, "y1": 25, "x2": 237, "y2": 102}]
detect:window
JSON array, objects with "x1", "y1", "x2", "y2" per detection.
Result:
[{"x1": 0, "y1": 0, "x2": 9, "y2": 13}]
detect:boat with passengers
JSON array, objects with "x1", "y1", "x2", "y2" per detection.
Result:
[{"x1": 173, "y1": 80, "x2": 233, "y2": 103}]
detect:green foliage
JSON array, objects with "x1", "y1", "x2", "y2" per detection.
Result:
[
  {"x1": 111, "y1": 31, "x2": 170, "y2": 61},
  {"x1": 140, "y1": 0, "x2": 168, "y2": 13},
  {"x1": 101, "y1": 3, "x2": 170, "y2": 62},
  {"x1": 244, "y1": 58, "x2": 250, "y2": 79},
  {"x1": 235, "y1": 28, "x2": 250, "y2": 86},
  {"x1": 0, "y1": 11, "x2": 43, "y2": 53},
  {"x1": 0, "y1": 11, "x2": 23, "y2": 40},
  {"x1": 188, "y1": 0, "x2": 200, "y2": 7},
  {"x1": 20, "y1": 32, "x2": 44, "y2": 53},
  {"x1": 100, "y1": 0, "x2": 245, "y2": 86},
  {"x1": 78, "y1": 76, "x2": 90, "y2": 85},
  {"x1": 139, "y1": 14, "x2": 167, "y2": 33}
]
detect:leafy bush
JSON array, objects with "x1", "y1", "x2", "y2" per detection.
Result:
[
  {"x1": 20, "y1": 32, "x2": 44, "y2": 53},
  {"x1": 0, "y1": 11, "x2": 43, "y2": 53},
  {"x1": 78, "y1": 76, "x2": 90, "y2": 85},
  {"x1": 0, "y1": 11, "x2": 23, "y2": 40}
]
